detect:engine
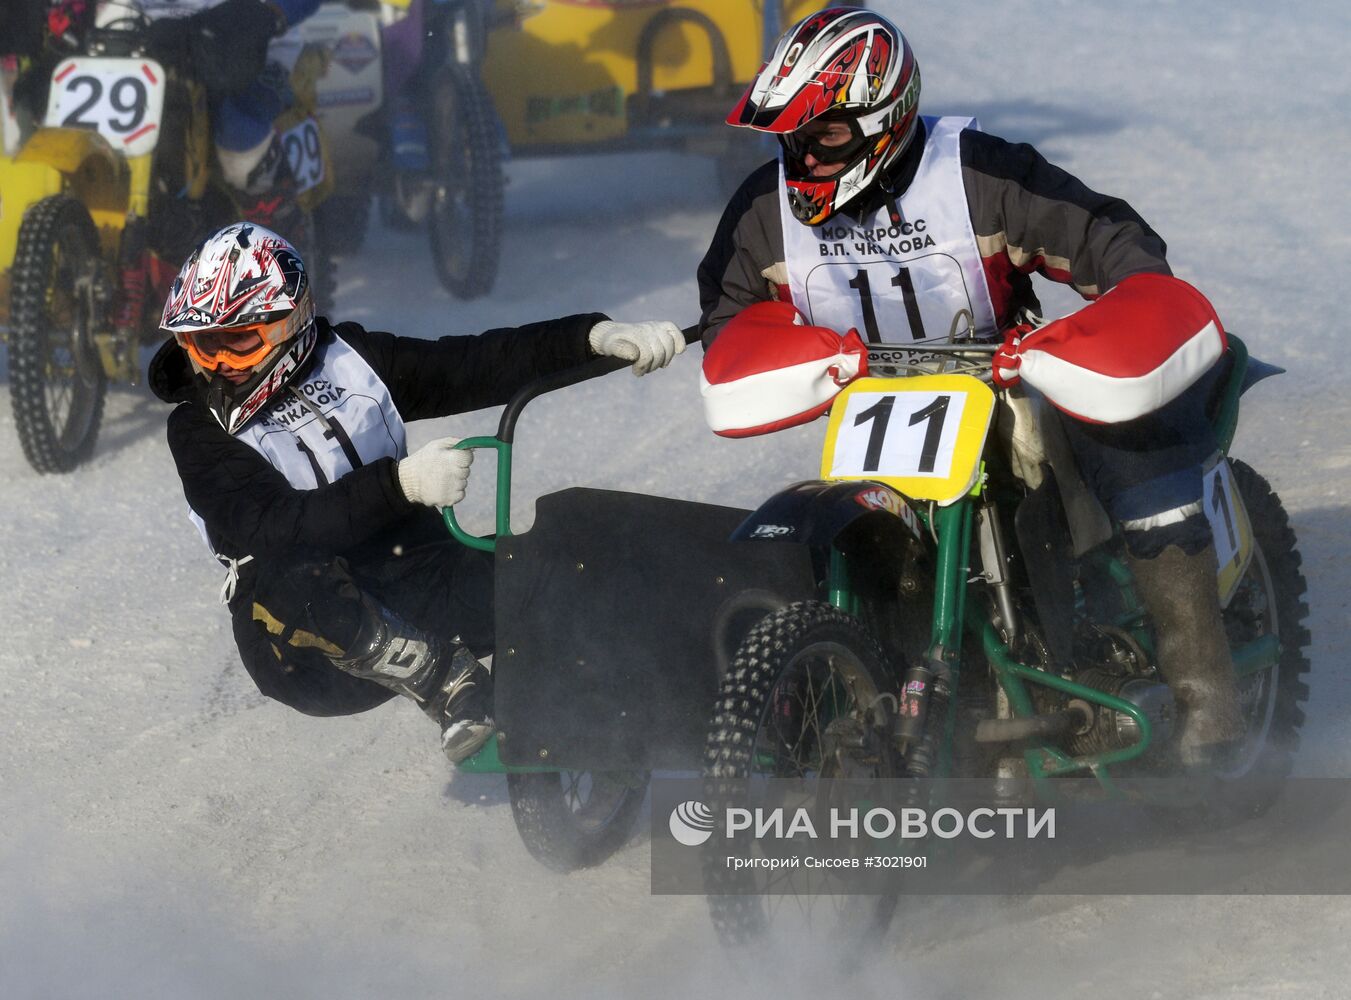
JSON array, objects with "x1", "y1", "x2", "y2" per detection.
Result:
[{"x1": 1061, "y1": 666, "x2": 1176, "y2": 757}]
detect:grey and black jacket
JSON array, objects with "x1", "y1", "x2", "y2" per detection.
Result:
[{"x1": 697, "y1": 122, "x2": 1172, "y2": 344}]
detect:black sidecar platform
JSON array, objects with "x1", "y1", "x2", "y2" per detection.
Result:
[{"x1": 494, "y1": 488, "x2": 815, "y2": 770}]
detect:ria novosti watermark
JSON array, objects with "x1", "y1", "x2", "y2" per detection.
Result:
[
  {"x1": 669, "y1": 798, "x2": 1055, "y2": 844},
  {"x1": 650, "y1": 777, "x2": 1351, "y2": 895}
]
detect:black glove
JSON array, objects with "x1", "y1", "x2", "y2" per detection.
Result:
[{"x1": 151, "y1": 0, "x2": 281, "y2": 96}]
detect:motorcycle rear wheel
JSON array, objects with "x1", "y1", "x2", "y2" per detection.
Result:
[
  {"x1": 1153, "y1": 458, "x2": 1310, "y2": 825},
  {"x1": 702, "y1": 601, "x2": 901, "y2": 946},
  {"x1": 9, "y1": 195, "x2": 107, "y2": 474},
  {"x1": 1206, "y1": 460, "x2": 1309, "y2": 807}
]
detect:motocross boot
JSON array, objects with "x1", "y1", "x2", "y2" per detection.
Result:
[
  {"x1": 331, "y1": 599, "x2": 495, "y2": 764},
  {"x1": 1128, "y1": 542, "x2": 1245, "y2": 769}
]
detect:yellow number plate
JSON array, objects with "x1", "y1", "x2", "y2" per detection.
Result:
[{"x1": 820, "y1": 375, "x2": 995, "y2": 505}]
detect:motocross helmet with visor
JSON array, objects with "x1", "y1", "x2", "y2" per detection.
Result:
[
  {"x1": 726, "y1": 7, "x2": 922, "y2": 226},
  {"x1": 160, "y1": 223, "x2": 317, "y2": 434}
]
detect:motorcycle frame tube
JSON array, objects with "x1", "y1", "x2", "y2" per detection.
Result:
[{"x1": 978, "y1": 619, "x2": 1153, "y2": 783}]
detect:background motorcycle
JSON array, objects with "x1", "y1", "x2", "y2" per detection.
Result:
[
  {"x1": 0, "y1": 0, "x2": 335, "y2": 474},
  {"x1": 300, "y1": 0, "x2": 832, "y2": 300}
]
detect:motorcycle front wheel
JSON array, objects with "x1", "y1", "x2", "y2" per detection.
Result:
[
  {"x1": 702, "y1": 601, "x2": 901, "y2": 947},
  {"x1": 8, "y1": 195, "x2": 107, "y2": 474},
  {"x1": 1150, "y1": 458, "x2": 1311, "y2": 826}
]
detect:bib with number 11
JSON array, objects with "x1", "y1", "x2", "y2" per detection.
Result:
[
  {"x1": 780, "y1": 116, "x2": 998, "y2": 345},
  {"x1": 821, "y1": 375, "x2": 995, "y2": 504}
]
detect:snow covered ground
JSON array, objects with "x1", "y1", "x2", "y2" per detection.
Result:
[{"x1": 2, "y1": 1, "x2": 1350, "y2": 996}]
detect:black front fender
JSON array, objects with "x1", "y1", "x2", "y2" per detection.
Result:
[{"x1": 731, "y1": 480, "x2": 927, "y2": 550}]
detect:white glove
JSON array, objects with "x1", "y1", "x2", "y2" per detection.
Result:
[
  {"x1": 588, "y1": 319, "x2": 686, "y2": 376},
  {"x1": 397, "y1": 437, "x2": 472, "y2": 508}
]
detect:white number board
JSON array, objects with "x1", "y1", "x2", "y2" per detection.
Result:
[
  {"x1": 281, "y1": 117, "x2": 325, "y2": 193},
  {"x1": 805, "y1": 253, "x2": 976, "y2": 344},
  {"x1": 44, "y1": 57, "x2": 166, "y2": 157},
  {"x1": 829, "y1": 389, "x2": 968, "y2": 480}
]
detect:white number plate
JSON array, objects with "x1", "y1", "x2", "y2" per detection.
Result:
[
  {"x1": 281, "y1": 117, "x2": 325, "y2": 193},
  {"x1": 44, "y1": 57, "x2": 166, "y2": 157},
  {"x1": 830, "y1": 389, "x2": 967, "y2": 481}
]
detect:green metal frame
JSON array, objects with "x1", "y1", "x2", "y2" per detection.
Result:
[
  {"x1": 813, "y1": 335, "x2": 1275, "y2": 790},
  {"x1": 442, "y1": 436, "x2": 512, "y2": 553}
]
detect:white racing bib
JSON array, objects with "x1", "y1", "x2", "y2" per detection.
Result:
[
  {"x1": 781, "y1": 116, "x2": 997, "y2": 345},
  {"x1": 189, "y1": 334, "x2": 408, "y2": 560}
]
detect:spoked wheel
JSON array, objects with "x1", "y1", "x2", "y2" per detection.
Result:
[
  {"x1": 1150, "y1": 459, "x2": 1311, "y2": 827},
  {"x1": 9, "y1": 195, "x2": 108, "y2": 474},
  {"x1": 703, "y1": 601, "x2": 901, "y2": 946},
  {"x1": 507, "y1": 768, "x2": 648, "y2": 873},
  {"x1": 427, "y1": 67, "x2": 503, "y2": 300},
  {"x1": 1207, "y1": 459, "x2": 1310, "y2": 809}
]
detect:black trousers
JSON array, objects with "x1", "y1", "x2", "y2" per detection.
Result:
[{"x1": 232, "y1": 540, "x2": 495, "y2": 717}]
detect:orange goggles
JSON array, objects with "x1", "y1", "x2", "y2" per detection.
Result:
[{"x1": 178, "y1": 320, "x2": 280, "y2": 372}]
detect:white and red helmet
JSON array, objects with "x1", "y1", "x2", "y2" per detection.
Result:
[
  {"x1": 161, "y1": 222, "x2": 318, "y2": 434},
  {"x1": 727, "y1": 7, "x2": 921, "y2": 225}
]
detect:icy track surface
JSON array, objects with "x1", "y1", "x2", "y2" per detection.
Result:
[{"x1": 3, "y1": 1, "x2": 1350, "y2": 997}]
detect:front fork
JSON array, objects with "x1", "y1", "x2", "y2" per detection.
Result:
[
  {"x1": 827, "y1": 492, "x2": 1151, "y2": 791},
  {"x1": 827, "y1": 498, "x2": 974, "y2": 780}
]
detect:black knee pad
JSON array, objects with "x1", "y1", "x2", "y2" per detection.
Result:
[{"x1": 252, "y1": 554, "x2": 368, "y2": 654}]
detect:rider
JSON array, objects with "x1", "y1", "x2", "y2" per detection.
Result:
[
  {"x1": 140, "y1": 0, "x2": 322, "y2": 237},
  {"x1": 697, "y1": 7, "x2": 1242, "y2": 767},
  {"x1": 14, "y1": 0, "x2": 320, "y2": 232},
  {"x1": 148, "y1": 222, "x2": 686, "y2": 761}
]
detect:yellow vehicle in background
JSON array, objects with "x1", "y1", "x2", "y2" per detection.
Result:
[
  {"x1": 306, "y1": 0, "x2": 837, "y2": 299},
  {"x1": 484, "y1": 0, "x2": 829, "y2": 179},
  {"x1": 0, "y1": 8, "x2": 332, "y2": 474}
]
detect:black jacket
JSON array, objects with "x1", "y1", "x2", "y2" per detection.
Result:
[{"x1": 149, "y1": 312, "x2": 604, "y2": 606}]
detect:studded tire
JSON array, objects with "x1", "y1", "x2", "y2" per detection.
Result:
[
  {"x1": 702, "y1": 601, "x2": 900, "y2": 947},
  {"x1": 1208, "y1": 459, "x2": 1310, "y2": 811},
  {"x1": 9, "y1": 195, "x2": 107, "y2": 474},
  {"x1": 427, "y1": 67, "x2": 503, "y2": 301}
]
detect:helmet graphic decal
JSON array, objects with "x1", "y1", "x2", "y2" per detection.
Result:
[
  {"x1": 726, "y1": 8, "x2": 921, "y2": 225},
  {"x1": 161, "y1": 223, "x2": 319, "y2": 434}
]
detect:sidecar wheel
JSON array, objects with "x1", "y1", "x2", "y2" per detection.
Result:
[
  {"x1": 9, "y1": 195, "x2": 107, "y2": 474},
  {"x1": 507, "y1": 769, "x2": 648, "y2": 873},
  {"x1": 703, "y1": 601, "x2": 901, "y2": 947},
  {"x1": 426, "y1": 67, "x2": 503, "y2": 300}
]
